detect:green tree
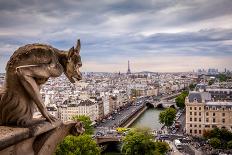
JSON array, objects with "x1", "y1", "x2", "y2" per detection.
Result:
[
  {"x1": 175, "y1": 96, "x2": 185, "y2": 109},
  {"x1": 175, "y1": 91, "x2": 188, "y2": 109},
  {"x1": 220, "y1": 128, "x2": 232, "y2": 142},
  {"x1": 72, "y1": 115, "x2": 94, "y2": 135},
  {"x1": 218, "y1": 73, "x2": 228, "y2": 82},
  {"x1": 159, "y1": 108, "x2": 176, "y2": 127},
  {"x1": 209, "y1": 138, "x2": 221, "y2": 149},
  {"x1": 56, "y1": 134, "x2": 101, "y2": 155},
  {"x1": 121, "y1": 128, "x2": 169, "y2": 155},
  {"x1": 189, "y1": 83, "x2": 196, "y2": 91},
  {"x1": 203, "y1": 130, "x2": 212, "y2": 139},
  {"x1": 155, "y1": 141, "x2": 170, "y2": 154},
  {"x1": 227, "y1": 140, "x2": 232, "y2": 149},
  {"x1": 208, "y1": 80, "x2": 214, "y2": 86}
]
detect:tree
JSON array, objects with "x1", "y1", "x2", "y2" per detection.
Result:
[
  {"x1": 121, "y1": 128, "x2": 169, "y2": 155},
  {"x1": 159, "y1": 108, "x2": 176, "y2": 127},
  {"x1": 209, "y1": 138, "x2": 221, "y2": 149},
  {"x1": 155, "y1": 141, "x2": 170, "y2": 154},
  {"x1": 189, "y1": 83, "x2": 196, "y2": 91},
  {"x1": 56, "y1": 134, "x2": 101, "y2": 155},
  {"x1": 175, "y1": 96, "x2": 185, "y2": 109},
  {"x1": 203, "y1": 128, "x2": 232, "y2": 149},
  {"x1": 203, "y1": 130, "x2": 212, "y2": 139},
  {"x1": 218, "y1": 73, "x2": 228, "y2": 82},
  {"x1": 208, "y1": 80, "x2": 214, "y2": 86},
  {"x1": 72, "y1": 115, "x2": 94, "y2": 135},
  {"x1": 175, "y1": 91, "x2": 188, "y2": 109},
  {"x1": 227, "y1": 140, "x2": 232, "y2": 149}
]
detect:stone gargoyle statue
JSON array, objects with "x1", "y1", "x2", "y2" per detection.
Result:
[{"x1": 0, "y1": 39, "x2": 82, "y2": 126}]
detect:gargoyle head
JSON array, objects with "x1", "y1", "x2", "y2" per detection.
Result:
[
  {"x1": 65, "y1": 39, "x2": 82, "y2": 83},
  {"x1": 70, "y1": 121, "x2": 85, "y2": 136}
]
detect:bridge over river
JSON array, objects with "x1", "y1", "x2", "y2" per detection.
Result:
[
  {"x1": 146, "y1": 92, "x2": 180, "y2": 108},
  {"x1": 94, "y1": 92, "x2": 181, "y2": 144}
]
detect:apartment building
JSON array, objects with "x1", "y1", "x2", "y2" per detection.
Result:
[
  {"x1": 57, "y1": 99, "x2": 98, "y2": 122},
  {"x1": 186, "y1": 89, "x2": 232, "y2": 136}
]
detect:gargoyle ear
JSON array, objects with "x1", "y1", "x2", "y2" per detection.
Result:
[
  {"x1": 68, "y1": 46, "x2": 75, "y2": 58},
  {"x1": 75, "y1": 39, "x2": 81, "y2": 54}
]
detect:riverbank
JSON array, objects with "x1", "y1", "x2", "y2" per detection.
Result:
[
  {"x1": 129, "y1": 108, "x2": 163, "y2": 130},
  {"x1": 122, "y1": 106, "x2": 148, "y2": 128}
]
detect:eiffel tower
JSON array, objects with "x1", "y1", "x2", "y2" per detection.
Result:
[{"x1": 127, "y1": 60, "x2": 131, "y2": 74}]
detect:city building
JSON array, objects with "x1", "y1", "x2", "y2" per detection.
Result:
[
  {"x1": 185, "y1": 87, "x2": 232, "y2": 136},
  {"x1": 57, "y1": 99, "x2": 98, "y2": 122}
]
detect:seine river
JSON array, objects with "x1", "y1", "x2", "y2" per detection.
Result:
[
  {"x1": 129, "y1": 108, "x2": 163, "y2": 130},
  {"x1": 103, "y1": 108, "x2": 163, "y2": 155}
]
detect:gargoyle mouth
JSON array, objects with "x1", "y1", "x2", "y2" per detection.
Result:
[{"x1": 70, "y1": 75, "x2": 82, "y2": 83}]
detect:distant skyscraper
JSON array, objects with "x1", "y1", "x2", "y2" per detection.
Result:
[{"x1": 127, "y1": 60, "x2": 131, "y2": 74}]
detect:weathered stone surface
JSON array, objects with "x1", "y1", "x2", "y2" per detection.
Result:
[
  {"x1": 0, "y1": 40, "x2": 85, "y2": 155},
  {"x1": 0, "y1": 126, "x2": 29, "y2": 150},
  {"x1": 0, "y1": 120, "x2": 84, "y2": 155},
  {"x1": 0, "y1": 40, "x2": 82, "y2": 126}
]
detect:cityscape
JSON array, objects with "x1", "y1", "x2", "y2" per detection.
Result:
[
  {"x1": 1, "y1": 63, "x2": 232, "y2": 154},
  {"x1": 0, "y1": 0, "x2": 232, "y2": 155}
]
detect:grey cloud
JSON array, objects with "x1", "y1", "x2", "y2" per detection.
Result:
[{"x1": 0, "y1": 0, "x2": 232, "y2": 72}]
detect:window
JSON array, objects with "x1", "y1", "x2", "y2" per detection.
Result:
[
  {"x1": 206, "y1": 118, "x2": 209, "y2": 122},
  {"x1": 194, "y1": 107, "x2": 197, "y2": 110},
  {"x1": 222, "y1": 107, "x2": 225, "y2": 111},
  {"x1": 190, "y1": 112, "x2": 192, "y2": 115},
  {"x1": 199, "y1": 118, "x2": 201, "y2": 122},
  {"x1": 194, "y1": 112, "x2": 197, "y2": 115},
  {"x1": 194, "y1": 124, "x2": 197, "y2": 127},
  {"x1": 199, "y1": 107, "x2": 201, "y2": 110},
  {"x1": 199, "y1": 112, "x2": 201, "y2": 116},
  {"x1": 190, "y1": 107, "x2": 192, "y2": 110},
  {"x1": 213, "y1": 113, "x2": 215, "y2": 116},
  {"x1": 213, "y1": 118, "x2": 216, "y2": 123},
  {"x1": 212, "y1": 125, "x2": 217, "y2": 128},
  {"x1": 190, "y1": 118, "x2": 192, "y2": 121},
  {"x1": 190, "y1": 129, "x2": 192, "y2": 133},
  {"x1": 199, "y1": 130, "x2": 202, "y2": 134},
  {"x1": 190, "y1": 124, "x2": 192, "y2": 127},
  {"x1": 205, "y1": 125, "x2": 210, "y2": 128},
  {"x1": 194, "y1": 130, "x2": 197, "y2": 134},
  {"x1": 206, "y1": 112, "x2": 209, "y2": 116},
  {"x1": 199, "y1": 125, "x2": 201, "y2": 128},
  {"x1": 222, "y1": 113, "x2": 225, "y2": 117},
  {"x1": 222, "y1": 119, "x2": 225, "y2": 123},
  {"x1": 194, "y1": 118, "x2": 197, "y2": 122}
]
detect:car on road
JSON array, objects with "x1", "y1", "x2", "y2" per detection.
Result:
[
  {"x1": 174, "y1": 139, "x2": 182, "y2": 150},
  {"x1": 96, "y1": 131, "x2": 104, "y2": 137},
  {"x1": 159, "y1": 135, "x2": 169, "y2": 140},
  {"x1": 172, "y1": 129, "x2": 177, "y2": 134}
]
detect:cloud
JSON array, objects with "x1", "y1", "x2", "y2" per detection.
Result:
[{"x1": 0, "y1": 0, "x2": 232, "y2": 72}]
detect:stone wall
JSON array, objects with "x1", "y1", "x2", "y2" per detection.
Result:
[{"x1": 0, "y1": 120, "x2": 77, "y2": 155}]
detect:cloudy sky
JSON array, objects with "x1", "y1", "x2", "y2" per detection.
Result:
[{"x1": 0, "y1": 0, "x2": 232, "y2": 73}]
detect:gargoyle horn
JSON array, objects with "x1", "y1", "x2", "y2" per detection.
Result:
[{"x1": 75, "y1": 39, "x2": 81, "y2": 54}]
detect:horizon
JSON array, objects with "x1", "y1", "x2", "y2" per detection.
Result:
[{"x1": 0, "y1": 0, "x2": 232, "y2": 73}]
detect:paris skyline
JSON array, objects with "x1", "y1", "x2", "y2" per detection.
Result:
[{"x1": 0, "y1": 0, "x2": 232, "y2": 73}]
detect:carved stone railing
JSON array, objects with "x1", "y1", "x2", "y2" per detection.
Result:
[{"x1": 0, "y1": 120, "x2": 78, "y2": 155}]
